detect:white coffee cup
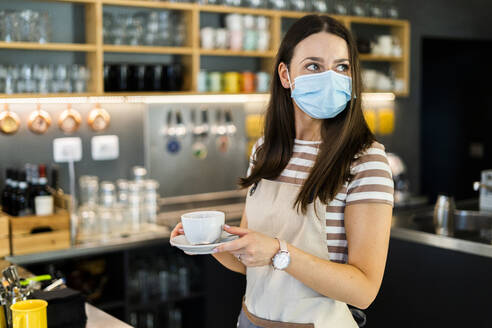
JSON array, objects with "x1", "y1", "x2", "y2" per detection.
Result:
[
  {"x1": 181, "y1": 211, "x2": 225, "y2": 245},
  {"x1": 200, "y1": 27, "x2": 216, "y2": 49}
]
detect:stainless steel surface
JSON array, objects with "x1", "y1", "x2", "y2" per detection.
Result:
[
  {"x1": 85, "y1": 303, "x2": 131, "y2": 328},
  {"x1": 145, "y1": 104, "x2": 248, "y2": 198},
  {"x1": 433, "y1": 194, "x2": 455, "y2": 236},
  {"x1": 0, "y1": 103, "x2": 145, "y2": 193}
]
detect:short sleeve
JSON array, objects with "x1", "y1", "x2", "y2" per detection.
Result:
[
  {"x1": 346, "y1": 142, "x2": 394, "y2": 207},
  {"x1": 247, "y1": 137, "x2": 264, "y2": 177}
]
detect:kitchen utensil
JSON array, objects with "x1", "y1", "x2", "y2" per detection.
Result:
[
  {"x1": 171, "y1": 231, "x2": 238, "y2": 255},
  {"x1": 180, "y1": 210, "x2": 225, "y2": 245},
  {"x1": 87, "y1": 104, "x2": 110, "y2": 132},
  {"x1": 433, "y1": 194, "x2": 455, "y2": 236},
  {"x1": 0, "y1": 104, "x2": 20, "y2": 135},
  {"x1": 58, "y1": 104, "x2": 81, "y2": 134},
  {"x1": 27, "y1": 104, "x2": 51, "y2": 134},
  {"x1": 10, "y1": 299, "x2": 48, "y2": 328}
]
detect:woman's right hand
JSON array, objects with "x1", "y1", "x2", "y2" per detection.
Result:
[{"x1": 170, "y1": 222, "x2": 184, "y2": 239}]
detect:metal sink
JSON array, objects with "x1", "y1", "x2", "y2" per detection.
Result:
[{"x1": 412, "y1": 210, "x2": 492, "y2": 243}]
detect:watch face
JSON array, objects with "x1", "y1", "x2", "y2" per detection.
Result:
[{"x1": 273, "y1": 252, "x2": 290, "y2": 270}]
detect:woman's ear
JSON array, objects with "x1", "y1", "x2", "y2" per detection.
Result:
[{"x1": 278, "y1": 62, "x2": 291, "y2": 89}]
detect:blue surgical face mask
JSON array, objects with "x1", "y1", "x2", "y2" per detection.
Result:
[{"x1": 287, "y1": 68, "x2": 353, "y2": 119}]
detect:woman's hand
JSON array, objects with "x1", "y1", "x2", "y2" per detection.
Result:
[
  {"x1": 170, "y1": 222, "x2": 184, "y2": 239},
  {"x1": 213, "y1": 225, "x2": 279, "y2": 267}
]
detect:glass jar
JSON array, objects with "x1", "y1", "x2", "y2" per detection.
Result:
[
  {"x1": 79, "y1": 175, "x2": 99, "y2": 207},
  {"x1": 143, "y1": 179, "x2": 160, "y2": 225},
  {"x1": 99, "y1": 181, "x2": 116, "y2": 208},
  {"x1": 128, "y1": 181, "x2": 142, "y2": 231},
  {"x1": 77, "y1": 204, "x2": 97, "y2": 242}
]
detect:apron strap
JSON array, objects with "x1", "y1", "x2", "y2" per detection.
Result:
[{"x1": 242, "y1": 300, "x2": 314, "y2": 328}]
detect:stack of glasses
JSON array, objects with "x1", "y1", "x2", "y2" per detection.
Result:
[
  {"x1": 0, "y1": 9, "x2": 51, "y2": 43},
  {"x1": 103, "y1": 10, "x2": 186, "y2": 46},
  {"x1": 0, "y1": 64, "x2": 90, "y2": 94}
]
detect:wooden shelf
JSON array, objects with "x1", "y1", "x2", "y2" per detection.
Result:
[
  {"x1": 41, "y1": 0, "x2": 96, "y2": 3},
  {"x1": 103, "y1": 44, "x2": 193, "y2": 55},
  {"x1": 199, "y1": 49, "x2": 275, "y2": 57},
  {"x1": 0, "y1": 93, "x2": 98, "y2": 99},
  {"x1": 346, "y1": 15, "x2": 409, "y2": 27},
  {"x1": 0, "y1": 41, "x2": 97, "y2": 52},
  {"x1": 0, "y1": 1, "x2": 410, "y2": 98},
  {"x1": 198, "y1": 4, "x2": 276, "y2": 16},
  {"x1": 359, "y1": 54, "x2": 404, "y2": 62},
  {"x1": 102, "y1": 0, "x2": 195, "y2": 10}
]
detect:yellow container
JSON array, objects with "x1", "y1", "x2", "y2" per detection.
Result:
[
  {"x1": 223, "y1": 72, "x2": 240, "y2": 93},
  {"x1": 11, "y1": 300, "x2": 48, "y2": 328}
]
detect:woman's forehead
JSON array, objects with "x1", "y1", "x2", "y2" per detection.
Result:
[{"x1": 292, "y1": 32, "x2": 349, "y2": 64}]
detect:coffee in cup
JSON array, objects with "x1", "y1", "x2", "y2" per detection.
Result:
[{"x1": 181, "y1": 211, "x2": 225, "y2": 245}]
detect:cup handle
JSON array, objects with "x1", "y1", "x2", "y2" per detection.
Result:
[{"x1": 13, "y1": 314, "x2": 24, "y2": 328}]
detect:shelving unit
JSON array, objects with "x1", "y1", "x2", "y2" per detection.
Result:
[{"x1": 0, "y1": 0, "x2": 410, "y2": 98}]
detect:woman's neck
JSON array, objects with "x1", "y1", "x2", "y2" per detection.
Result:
[{"x1": 294, "y1": 105, "x2": 322, "y2": 141}]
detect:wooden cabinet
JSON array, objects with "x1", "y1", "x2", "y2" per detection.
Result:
[{"x1": 0, "y1": 0, "x2": 410, "y2": 98}]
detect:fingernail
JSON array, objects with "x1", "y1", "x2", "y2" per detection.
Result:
[
  {"x1": 212, "y1": 248, "x2": 219, "y2": 253},
  {"x1": 178, "y1": 229, "x2": 184, "y2": 232},
  {"x1": 224, "y1": 224, "x2": 231, "y2": 228}
]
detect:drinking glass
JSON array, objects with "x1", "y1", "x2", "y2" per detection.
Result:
[
  {"x1": 143, "y1": 179, "x2": 159, "y2": 225},
  {"x1": 312, "y1": 0, "x2": 329, "y2": 13},
  {"x1": 79, "y1": 175, "x2": 99, "y2": 206},
  {"x1": 333, "y1": 0, "x2": 349, "y2": 15},
  {"x1": 128, "y1": 181, "x2": 142, "y2": 231},
  {"x1": 369, "y1": 0, "x2": 384, "y2": 17}
]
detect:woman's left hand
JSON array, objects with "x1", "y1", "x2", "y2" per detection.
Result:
[{"x1": 213, "y1": 225, "x2": 279, "y2": 267}]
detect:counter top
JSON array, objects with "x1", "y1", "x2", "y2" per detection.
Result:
[
  {"x1": 5, "y1": 191, "x2": 492, "y2": 265},
  {"x1": 85, "y1": 303, "x2": 131, "y2": 328}
]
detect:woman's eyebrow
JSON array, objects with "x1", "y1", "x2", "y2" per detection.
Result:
[
  {"x1": 334, "y1": 58, "x2": 350, "y2": 63},
  {"x1": 300, "y1": 56, "x2": 324, "y2": 63}
]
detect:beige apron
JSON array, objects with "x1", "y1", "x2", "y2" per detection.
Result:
[{"x1": 244, "y1": 178, "x2": 358, "y2": 328}]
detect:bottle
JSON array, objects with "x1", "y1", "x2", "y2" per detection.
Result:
[
  {"x1": 2, "y1": 169, "x2": 13, "y2": 214},
  {"x1": 28, "y1": 164, "x2": 39, "y2": 214},
  {"x1": 13, "y1": 171, "x2": 29, "y2": 217},
  {"x1": 9, "y1": 169, "x2": 19, "y2": 216},
  {"x1": 34, "y1": 164, "x2": 54, "y2": 216},
  {"x1": 49, "y1": 165, "x2": 64, "y2": 208}
]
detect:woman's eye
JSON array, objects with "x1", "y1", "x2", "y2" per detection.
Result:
[
  {"x1": 306, "y1": 63, "x2": 320, "y2": 71},
  {"x1": 336, "y1": 64, "x2": 349, "y2": 72}
]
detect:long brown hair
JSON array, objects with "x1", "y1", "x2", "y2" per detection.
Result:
[{"x1": 239, "y1": 15, "x2": 375, "y2": 213}]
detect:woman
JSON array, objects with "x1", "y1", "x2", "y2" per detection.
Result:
[{"x1": 172, "y1": 15, "x2": 393, "y2": 327}]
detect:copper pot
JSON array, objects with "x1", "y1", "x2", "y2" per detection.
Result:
[
  {"x1": 58, "y1": 104, "x2": 82, "y2": 133},
  {"x1": 28, "y1": 104, "x2": 52, "y2": 134},
  {"x1": 87, "y1": 104, "x2": 110, "y2": 132},
  {"x1": 0, "y1": 104, "x2": 20, "y2": 135}
]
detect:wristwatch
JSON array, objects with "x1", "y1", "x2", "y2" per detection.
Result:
[{"x1": 272, "y1": 238, "x2": 290, "y2": 270}]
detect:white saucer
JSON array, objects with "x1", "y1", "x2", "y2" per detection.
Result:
[{"x1": 170, "y1": 231, "x2": 239, "y2": 255}]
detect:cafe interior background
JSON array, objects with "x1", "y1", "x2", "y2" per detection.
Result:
[{"x1": 0, "y1": 0, "x2": 491, "y2": 327}]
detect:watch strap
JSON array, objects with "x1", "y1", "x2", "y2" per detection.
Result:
[{"x1": 277, "y1": 239, "x2": 288, "y2": 252}]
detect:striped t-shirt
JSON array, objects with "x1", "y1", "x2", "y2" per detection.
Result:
[{"x1": 248, "y1": 138, "x2": 394, "y2": 264}]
